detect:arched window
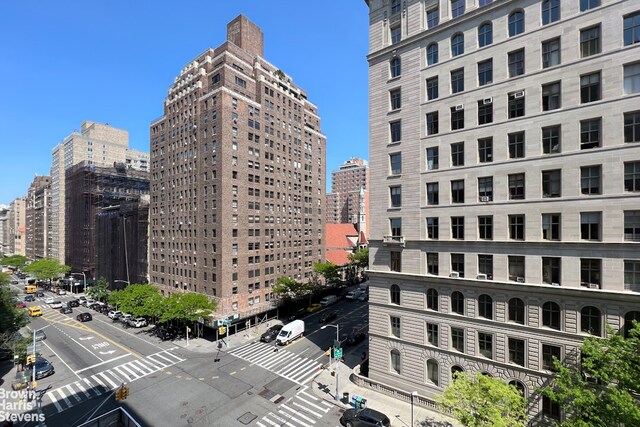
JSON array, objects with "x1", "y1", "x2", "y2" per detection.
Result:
[
  {"x1": 451, "y1": 33, "x2": 464, "y2": 57},
  {"x1": 427, "y1": 288, "x2": 439, "y2": 310},
  {"x1": 427, "y1": 43, "x2": 439, "y2": 65},
  {"x1": 509, "y1": 298, "x2": 525, "y2": 324},
  {"x1": 451, "y1": 365, "x2": 464, "y2": 380},
  {"x1": 390, "y1": 57, "x2": 401, "y2": 78},
  {"x1": 542, "y1": 301, "x2": 561, "y2": 330},
  {"x1": 427, "y1": 359, "x2": 439, "y2": 385},
  {"x1": 580, "y1": 306, "x2": 601, "y2": 336},
  {"x1": 451, "y1": 291, "x2": 464, "y2": 315},
  {"x1": 478, "y1": 22, "x2": 493, "y2": 47},
  {"x1": 509, "y1": 380, "x2": 526, "y2": 397},
  {"x1": 478, "y1": 294, "x2": 493, "y2": 319},
  {"x1": 391, "y1": 349, "x2": 401, "y2": 374},
  {"x1": 624, "y1": 311, "x2": 640, "y2": 338},
  {"x1": 390, "y1": 284, "x2": 401, "y2": 305},
  {"x1": 508, "y1": 10, "x2": 525, "y2": 37}
]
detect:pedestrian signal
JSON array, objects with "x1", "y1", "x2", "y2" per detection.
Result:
[
  {"x1": 26, "y1": 354, "x2": 35, "y2": 365},
  {"x1": 218, "y1": 326, "x2": 227, "y2": 335}
]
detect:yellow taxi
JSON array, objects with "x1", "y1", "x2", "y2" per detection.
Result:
[
  {"x1": 28, "y1": 306, "x2": 43, "y2": 317},
  {"x1": 306, "y1": 303, "x2": 323, "y2": 313}
]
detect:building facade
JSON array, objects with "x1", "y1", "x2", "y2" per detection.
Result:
[
  {"x1": 149, "y1": 15, "x2": 326, "y2": 319},
  {"x1": 65, "y1": 161, "x2": 149, "y2": 279},
  {"x1": 325, "y1": 158, "x2": 370, "y2": 237},
  {"x1": 0, "y1": 205, "x2": 9, "y2": 256},
  {"x1": 9, "y1": 198, "x2": 26, "y2": 256},
  {"x1": 366, "y1": 0, "x2": 640, "y2": 423},
  {"x1": 25, "y1": 176, "x2": 51, "y2": 260}
]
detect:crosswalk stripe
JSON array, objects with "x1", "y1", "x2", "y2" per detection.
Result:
[
  {"x1": 278, "y1": 409, "x2": 314, "y2": 427},
  {"x1": 292, "y1": 400, "x2": 322, "y2": 418},
  {"x1": 262, "y1": 351, "x2": 294, "y2": 369},
  {"x1": 46, "y1": 391, "x2": 63, "y2": 413},
  {"x1": 66, "y1": 385, "x2": 82, "y2": 402},
  {"x1": 147, "y1": 355, "x2": 168, "y2": 367},
  {"x1": 120, "y1": 364, "x2": 141, "y2": 379},
  {"x1": 132, "y1": 359, "x2": 154, "y2": 374},
  {"x1": 294, "y1": 366, "x2": 323, "y2": 385},
  {"x1": 278, "y1": 357, "x2": 305, "y2": 376},
  {"x1": 56, "y1": 388, "x2": 72, "y2": 406},
  {"x1": 74, "y1": 381, "x2": 92, "y2": 399},
  {"x1": 151, "y1": 353, "x2": 174, "y2": 364},
  {"x1": 299, "y1": 390, "x2": 318, "y2": 401},
  {"x1": 143, "y1": 358, "x2": 161, "y2": 370},
  {"x1": 264, "y1": 413, "x2": 296, "y2": 427},
  {"x1": 113, "y1": 367, "x2": 133, "y2": 382},
  {"x1": 161, "y1": 351, "x2": 185, "y2": 362},
  {"x1": 230, "y1": 342, "x2": 260, "y2": 357},
  {"x1": 281, "y1": 359, "x2": 316, "y2": 379},
  {"x1": 98, "y1": 372, "x2": 118, "y2": 389},
  {"x1": 280, "y1": 403, "x2": 316, "y2": 424},
  {"x1": 256, "y1": 422, "x2": 268, "y2": 427},
  {"x1": 260, "y1": 416, "x2": 280, "y2": 427},
  {"x1": 91, "y1": 374, "x2": 107, "y2": 389}
]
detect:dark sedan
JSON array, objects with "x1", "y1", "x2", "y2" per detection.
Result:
[
  {"x1": 347, "y1": 331, "x2": 366, "y2": 345},
  {"x1": 156, "y1": 327, "x2": 177, "y2": 341},
  {"x1": 67, "y1": 299, "x2": 80, "y2": 308},
  {"x1": 24, "y1": 295, "x2": 35, "y2": 302},
  {"x1": 339, "y1": 408, "x2": 390, "y2": 427},
  {"x1": 60, "y1": 306, "x2": 72, "y2": 314},
  {"x1": 319, "y1": 311, "x2": 337, "y2": 323},
  {"x1": 33, "y1": 357, "x2": 55, "y2": 380},
  {"x1": 76, "y1": 312, "x2": 92, "y2": 322},
  {"x1": 260, "y1": 325, "x2": 283, "y2": 342}
]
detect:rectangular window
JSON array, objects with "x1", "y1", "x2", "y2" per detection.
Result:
[
  {"x1": 390, "y1": 153, "x2": 402, "y2": 175},
  {"x1": 427, "y1": 147, "x2": 439, "y2": 170},
  {"x1": 451, "y1": 107, "x2": 465, "y2": 130},
  {"x1": 478, "y1": 254, "x2": 493, "y2": 279},
  {"x1": 624, "y1": 210, "x2": 640, "y2": 241},
  {"x1": 580, "y1": 165, "x2": 601, "y2": 195},
  {"x1": 427, "y1": 323, "x2": 439, "y2": 346},
  {"x1": 580, "y1": 0, "x2": 600, "y2": 11},
  {"x1": 478, "y1": 138, "x2": 492, "y2": 163},
  {"x1": 542, "y1": 257, "x2": 561, "y2": 285},
  {"x1": 624, "y1": 260, "x2": 640, "y2": 292},
  {"x1": 508, "y1": 49, "x2": 525, "y2": 78},
  {"x1": 542, "y1": 170, "x2": 561, "y2": 197},
  {"x1": 478, "y1": 100, "x2": 493, "y2": 125},
  {"x1": 478, "y1": 176, "x2": 493, "y2": 202},
  {"x1": 581, "y1": 258, "x2": 601, "y2": 287},
  {"x1": 390, "y1": 251, "x2": 402, "y2": 272},
  {"x1": 542, "y1": 82, "x2": 561, "y2": 111},
  {"x1": 542, "y1": 214, "x2": 561, "y2": 240},
  {"x1": 580, "y1": 212, "x2": 601, "y2": 240},
  {"x1": 624, "y1": 12, "x2": 640, "y2": 46},
  {"x1": 478, "y1": 216, "x2": 493, "y2": 240},
  {"x1": 509, "y1": 338, "x2": 525, "y2": 366},
  {"x1": 580, "y1": 26, "x2": 601, "y2": 57},
  {"x1": 542, "y1": 344, "x2": 561, "y2": 370},
  {"x1": 509, "y1": 215, "x2": 525, "y2": 240},
  {"x1": 427, "y1": 252, "x2": 439, "y2": 275},
  {"x1": 451, "y1": 142, "x2": 464, "y2": 166},
  {"x1": 509, "y1": 173, "x2": 525, "y2": 200},
  {"x1": 427, "y1": 217, "x2": 439, "y2": 239},
  {"x1": 542, "y1": 38, "x2": 561, "y2": 68},
  {"x1": 451, "y1": 69, "x2": 464, "y2": 93},
  {"x1": 451, "y1": 253, "x2": 465, "y2": 277},
  {"x1": 451, "y1": 327, "x2": 465, "y2": 352},
  {"x1": 508, "y1": 91, "x2": 525, "y2": 118},
  {"x1": 624, "y1": 63, "x2": 640, "y2": 94},
  {"x1": 390, "y1": 218, "x2": 402, "y2": 237},
  {"x1": 391, "y1": 26, "x2": 401, "y2": 44},
  {"x1": 390, "y1": 186, "x2": 402, "y2": 207},
  {"x1": 451, "y1": 0, "x2": 465, "y2": 18},
  {"x1": 390, "y1": 120, "x2": 402, "y2": 143},
  {"x1": 625, "y1": 161, "x2": 640, "y2": 191},
  {"x1": 509, "y1": 255, "x2": 525, "y2": 281},
  {"x1": 391, "y1": 316, "x2": 401, "y2": 337},
  {"x1": 478, "y1": 59, "x2": 493, "y2": 86},
  {"x1": 427, "y1": 8, "x2": 439, "y2": 29},
  {"x1": 542, "y1": 0, "x2": 560, "y2": 24},
  {"x1": 580, "y1": 72, "x2": 601, "y2": 103},
  {"x1": 625, "y1": 111, "x2": 640, "y2": 143},
  {"x1": 580, "y1": 118, "x2": 601, "y2": 149},
  {"x1": 451, "y1": 216, "x2": 465, "y2": 240},
  {"x1": 451, "y1": 180, "x2": 465, "y2": 203},
  {"x1": 508, "y1": 132, "x2": 525, "y2": 158},
  {"x1": 426, "y1": 112, "x2": 439, "y2": 135},
  {"x1": 542, "y1": 125, "x2": 561, "y2": 153},
  {"x1": 478, "y1": 332, "x2": 493, "y2": 359},
  {"x1": 390, "y1": 88, "x2": 402, "y2": 110},
  {"x1": 427, "y1": 182, "x2": 439, "y2": 205},
  {"x1": 427, "y1": 77, "x2": 439, "y2": 100}
]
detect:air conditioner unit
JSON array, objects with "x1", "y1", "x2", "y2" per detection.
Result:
[
  {"x1": 480, "y1": 196, "x2": 490, "y2": 202},
  {"x1": 516, "y1": 277, "x2": 525, "y2": 283},
  {"x1": 482, "y1": 97, "x2": 493, "y2": 105},
  {"x1": 514, "y1": 91, "x2": 525, "y2": 99},
  {"x1": 449, "y1": 272, "x2": 460, "y2": 278},
  {"x1": 588, "y1": 283, "x2": 600, "y2": 289},
  {"x1": 551, "y1": 282, "x2": 560, "y2": 287},
  {"x1": 477, "y1": 274, "x2": 487, "y2": 280},
  {"x1": 454, "y1": 104, "x2": 464, "y2": 111}
]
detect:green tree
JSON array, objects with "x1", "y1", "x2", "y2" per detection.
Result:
[
  {"x1": 108, "y1": 284, "x2": 163, "y2": 319},
  {"x1": 313, "y1": 262, "x2": 342, "y2": 286},
  {"x1": 0, "y1": 281, "x2": 28, "y2": 351},
  {"x1": 24, "y1": 258, "x2": 70, "y2": 284},
  {"x1": 438, "y1": 372, "x2": 527, "y2": 427},
  {"x1": 86, "y1": 277, "x2": 110, "y2": 302},
  {"x1": 348, "y1": 248, "x2": 369, "y2": 278},
  {"x1": 160, "y1": 292, "x2": 215, "y2": 324},
  {"x1": 273, "y1": 277, "x2": 304, "y2": 300},
  {"x1": 539, "y1": 322, "x2": 640, "y2": 427},
  {"x1": 1, "y1": 255, "x2": 29, "y2": 270}
]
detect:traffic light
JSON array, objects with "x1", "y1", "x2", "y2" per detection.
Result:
[
  {"x1": 115, "y1": 387, "x2": 123, "y2": 401},
  {"x1": 218, "y1": 326, "x2": 227, "y2": 335},
  {"x1": 121, "y1": 386, "x2": 129, "y2": 400},
  {"x1": 26, "y1": 354, "x2": 35, "y2": 365}
]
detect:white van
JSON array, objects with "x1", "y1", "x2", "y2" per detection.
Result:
[
  {"x1": 276, "y1": 320, "x2": 305, "y2": 345},
  {"x1": 345, "y1": 289, "x2": 363, "y2": 300},
  {"x1": 320, "y1": 295, "x2": 338, "y2": 306}
]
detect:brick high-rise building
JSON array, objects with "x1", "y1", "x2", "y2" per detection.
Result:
[
  {"x1": 366, "y1": 0, "x2": 640, "y2": 423},
  {"x1": 25, "y1": 176, "x2": 51, "y2": 260},
  {"x1": 325, "y1": 158, "x2": 370, "y2": 237},
  {"x1": 149, "y1": 15, "x2": 326, "y2": 319}
]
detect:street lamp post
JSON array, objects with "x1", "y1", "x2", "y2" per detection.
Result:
[
  {"x1": 321, "y1": 324, "x2": 340, "y2": 401},
  {"x1": 30, "y1": 325, "x2": 50, "y2": 427},
  {"x1": 411, "y1": 391, "x2": 418, "y2": 427}
]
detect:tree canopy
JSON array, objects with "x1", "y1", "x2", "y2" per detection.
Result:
[
  {"x1": 86, "y1": 277, "x2": 110, "y2": 301},
  {"x1": 23, "y1": 258, "x2": 70, "y2": 282},
  {"x1": 1, "y1": 255, "x2": 29, "y2": 270},
  {"x1": 438, "y1": 372, "x2": 527, "y2": 427},
  {"x1": 0, "y1": 280, "x2": 28, "y2": 350},
  {"x1": 348, "y1": 248, "x2": 369, "y2": 271},
  {"x1": 313, "y1": 262, "x2": 341, "y2": 286},
  {"x1": 539, "y1": 322, "x2": 640, "y2": 427}
]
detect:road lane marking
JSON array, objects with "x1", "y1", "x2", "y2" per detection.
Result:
[
  {"x1": 90, "y1": 375, "x2": 107, "y2": 389},
  {"x1": 292, "y1": 400, "x2": 322, "y2": 418},
  {"x1": 74, "y1": 381, "x2": 92, "y2": 399},
  {"x1": 56, "y1": 388, "x2": 72, "y2": 406},
  {"x1": 36, "y1": 337, "x2": 83, "y2": 380},
  {"x1": 113, "y1": 366, "x2": 133, "y2": 382},
  {"x1": 75, "y1": 353, "x2": 131, "y2": 374},
  {"x1": 119, "y1": 364, "x2": 140, "y2": 379},
  {"x1": 65, "y1": 385, "x2": 82, "y2": 402},
  {"x1": 229, "y1": 371, "x2": 236, "y2": 375},
  {"x1": 132, "y1": 360, "x2": 154, "y2": 374},
  {"x1": 47, "y1": 391, "x2": 63, "y2": 412}
]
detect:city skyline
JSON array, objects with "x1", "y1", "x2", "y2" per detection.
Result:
[{"x1": 0, "y1": 1, "x2": 369, "y2": 204}]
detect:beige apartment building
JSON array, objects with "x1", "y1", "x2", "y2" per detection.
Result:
[
  {"x1": 25, "y1": 175, "x2": 51, "y2": 260},
  {"x1": 366, "y1": 0, "x2": 640, "y2": 423},
  {"x1": 325, "y1": 158, "x2": 370, "y2": 238},
  {"x1": 49, "y1": 121, "x2": 149, "y2": 264},
  {"x1": 149, "y1": 15, "x2": 326, "y2": 319},
  {"x1": 9, "y1": 198, "x2": 26, "y2": 256}
]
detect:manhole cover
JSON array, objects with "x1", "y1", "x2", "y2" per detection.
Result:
[{"x1": 237, "y1": 412, "x2": 257, "y2": 425}]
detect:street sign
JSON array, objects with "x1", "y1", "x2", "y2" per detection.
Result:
[{"x1": 334, "y1": 347, "x2": 343, "y2": 359}]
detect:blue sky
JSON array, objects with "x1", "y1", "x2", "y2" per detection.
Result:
[{"x1": 0, "y1": 1, "x2": 369, "y2": 204}]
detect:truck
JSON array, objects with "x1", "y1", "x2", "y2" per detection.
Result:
[{"x1": 276, "y1": 320, "x2": 305, "y2": 345}]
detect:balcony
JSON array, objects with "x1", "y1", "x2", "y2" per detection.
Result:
[{"x1": 383, "y1": 235, "x2": 405, "y2": 247}]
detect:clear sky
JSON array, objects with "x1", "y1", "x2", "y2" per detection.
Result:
[{"x1": 0, "y1": 1, "x2": 370, "y2": 205}]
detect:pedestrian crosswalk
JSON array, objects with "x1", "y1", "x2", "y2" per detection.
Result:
[
  {"x1": 257, "y1": 385, "x2": 334, "y2": 427},
  {"x1": 45, "y1": 348, "x2": 184, "y2": 413},
  {"x1": 229, "y1": 342, "x2": 323, "y2": 385}
]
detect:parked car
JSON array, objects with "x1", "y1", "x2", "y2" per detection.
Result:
[
  {"x1": 34, "y1": 330, "x2": 46, "y2": 341},
  {"x1": 24, "y1": 295, "x2": 35, "y2": 302},
  {"x1": 129, "y1": 317, "x2": 147, "y2": 328},
  {"x1": 67, "y1": 299, "x2": 80, "y2": 308},
  {"x1": 357, "y1": 292, "x2": 369, "y2": 302},
  {"x1": 32, "y1": 357, "x2": 55, "y2": 379},
  {"x1": 108, "y1": 310, "x2": 122, "y2": 319},
  {"x1": 60, "y1": 306, "x2": 72, "y2": 314},
  {"x1": 57, "y1": 289, "x2": 66, "y2": 295},
  {"x1": 156, "y1": 327, "x2": 177, "y2": 341},
  {"x1": 99, "y1": 305, "x2": 111, "y2": 314},
  {"x1": 88, "y1": 302, "x2": 102, "y2": 310},
  {"x1": 43, "y1": 297, "x2": 54, "y2": 304},
  {"x1": 35, "y1": 291, "x2": 44, "y2": 297},
  {"x1": 339, "y1": 408, "x2": 391, "y2": 427},
  {"x1": 76, "y1": 313, "x2": 92, "y2": 322},
  {"x1": 347, "y1": 330, "x2": 366, "y2": 345},
  {"x1": 345, "y1": 289, "x2": 362, "y2": 301},
  {"x1": 260, "y1": 324, "x2": 283, "y2": 343},
  {"x1": 306, "y1": 303, "x2": 323, "y2": 313},
  {"x1": 49, "y1": 301, "x2": 63, "y2": 309},
  {"x1": 319, "y1": 311, "x2": 338, "y2": 323},
  {"x1": 120, "y1": 314, "x2": 133, "y2": 325},
  {"x1": 287, "y1": 308, "x2": 307, "y2": 321},
  {"x1": 82, "y1": 298, "x2": 95, "y2": 307},
  {"x1": 15, "y1": 302, "x2": 27, "y2": 309},
  {"x1": 319, "y1": 295, "x2": 338, "y2": 306},
  {"x1": 78, "y1": 296, "x2": 87, "y2": 303}
]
